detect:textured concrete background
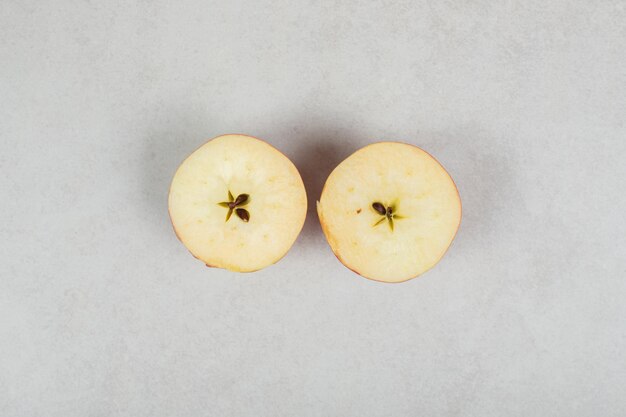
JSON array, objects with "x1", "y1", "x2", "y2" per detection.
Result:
[{"x1": 1, "y1": 1, "x2": 625, "y2": 416}]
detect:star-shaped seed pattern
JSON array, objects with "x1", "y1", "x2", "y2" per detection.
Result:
[
  {"x1": 371, "y1": 201, "x2": 404, "y2": 231},
  {"x1": 218, "y1": 191, "x2": 250, "y2": 222}
]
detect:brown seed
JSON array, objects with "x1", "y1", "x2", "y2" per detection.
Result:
[
  {"x1": 386, "y1": 206, "x2": 393, "y2": 216},
  {"x1": 236, "y1": 208, "x2": 250, "y2": 222},
  {"x1": 233, "y1": 193, "x2": 249, "y2": 206},
  {"x1": 372, "y1": 202, "x2": 386, "y2": 215}
]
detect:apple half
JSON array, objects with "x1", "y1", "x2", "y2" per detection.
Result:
[
  {"x1": 317, "y1": 142, "x2": 461, "y2": 283},
  {"x1": 168, "y1": 134, "x2": 307, "y2": 272}
]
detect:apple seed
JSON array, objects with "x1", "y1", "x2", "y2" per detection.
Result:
[
  {"x1": 235, "y1": 208, "x2": 250, "y2": 222},
  {"x1": 219, "y1": 191, "x2": 251, "y2": 222},
  {"x1": 372, "y1": 202, "x2": 386, "y2": 215}
]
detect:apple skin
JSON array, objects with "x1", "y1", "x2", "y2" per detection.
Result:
[
  {"x1": 317, "y1": 142, "x2": 462, "y2": 283},
  {"x1": 168, "y1": 134, "x2": 307, "y2": 272}
]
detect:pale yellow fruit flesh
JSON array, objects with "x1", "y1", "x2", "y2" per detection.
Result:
[
  {"x1": 168, "y1": 134, "x2": 307, "y2": 272},
  {"x1": 317, "y1": 142, "x2": 461, "y2": 283}
]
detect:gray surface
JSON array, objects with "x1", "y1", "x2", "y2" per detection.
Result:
[{"x1": 1, "y1": 1, "x2": 626, "y2": 416}]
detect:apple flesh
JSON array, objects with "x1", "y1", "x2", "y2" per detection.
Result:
[
  {"x1": 317, "y1": 142, "x2": 461, "y2": 283},
  {"x1": 168, "y1": 134, "x2": 307, "y2": 272}
]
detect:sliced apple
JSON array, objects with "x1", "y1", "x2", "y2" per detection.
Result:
[
  {"x1": 168, "y1": 134, "x2": 307, "y2": 272},
  {"x1": 317, "y1": 142, "x2": 461, "y2": 283}
]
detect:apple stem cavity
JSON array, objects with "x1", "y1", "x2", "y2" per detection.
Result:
[{"x1": 219, "y1": 191, "x2": 251, "y2": 223}]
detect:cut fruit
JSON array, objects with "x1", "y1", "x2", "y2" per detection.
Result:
[
  {"x1": 168, "y1": 134, "x2": 307, "y2": 272},
  {"x1": 317, "y1": 142, "x2": 461, "y2": 283}
]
